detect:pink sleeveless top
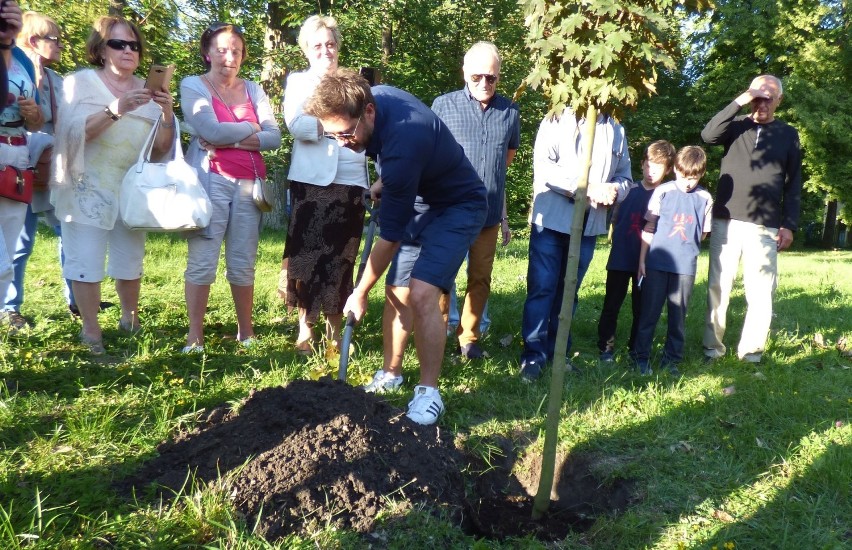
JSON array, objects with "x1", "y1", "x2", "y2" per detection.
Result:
[{"x1": 209, "y1": 97, "x2": 267, "y2": 180}]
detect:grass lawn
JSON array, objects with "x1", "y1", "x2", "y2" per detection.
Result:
[{"x1": 1, "y1": 225, "x2": 850, "y2": 549}]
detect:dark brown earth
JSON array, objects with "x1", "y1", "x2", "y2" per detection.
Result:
[{"x1": 120, "y1": 378, "x2": 637, "y2": 542}]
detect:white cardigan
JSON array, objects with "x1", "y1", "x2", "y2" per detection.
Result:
[{"x1": 283, "y1": 71, "x2": 366, "y2": 188}]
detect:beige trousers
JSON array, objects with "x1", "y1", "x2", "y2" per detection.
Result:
[{"x1": 703, "y1": 218, "x2": 778, "y2": 359}]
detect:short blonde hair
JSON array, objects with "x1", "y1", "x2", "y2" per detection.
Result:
[
  {"x1": 298, "y1": 15, "x2": 341, "y2": 57},
  {"x1": 20, "y1": 11, "x2": 60, "y2": 52}
]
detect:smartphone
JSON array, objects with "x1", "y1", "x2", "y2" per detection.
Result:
[{"x1": 145, "y1": 64, "x2": 175, "y2": 91}]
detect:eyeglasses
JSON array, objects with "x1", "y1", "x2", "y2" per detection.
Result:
[
  {"x1": 323, "y1": 114, "x2": 362, "y2": 141},
  {"x1": 469, "y1": 74, "x2": 497, "y2": 85},
  {"x1": 41, "y1": 35, "x2": 62, "y2": 46},
  {"x1": 106, "y1": 39, "x2": 141, "y2": 52}
]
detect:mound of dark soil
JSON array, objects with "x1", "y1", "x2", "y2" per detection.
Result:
[
  {"x1": 121, "y1": 378, "x2": 638, "y2": 542},
  {"x1": 121, "y1": 378, "x2": 465, "y2": 538}
]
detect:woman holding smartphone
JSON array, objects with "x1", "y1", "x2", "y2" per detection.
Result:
[{"x1": 51, "y1": 15, "x2": 175, "y2": 354}]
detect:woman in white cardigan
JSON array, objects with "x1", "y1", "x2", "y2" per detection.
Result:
[{"x1": 282, "y1": 15, "x2": 368, "y2": 355}]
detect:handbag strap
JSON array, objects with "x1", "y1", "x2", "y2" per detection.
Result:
[
  {"x1": 133, "y1": 112, "x2": 184, "y2": 171},
  {"x1": 45, "y1": 70, "x2": 58, "y2": 126},
  {"x1": 203, "y1": 75, "x2": 260, "y2": 180}
]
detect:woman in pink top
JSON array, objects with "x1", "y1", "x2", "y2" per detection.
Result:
[{"x1": 180, "y1": 23, "x2": 281, "y2": 353}]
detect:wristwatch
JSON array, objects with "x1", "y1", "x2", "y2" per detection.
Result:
[{"x1": 104, "y1": 106, "x2": 121, "y2": 121}]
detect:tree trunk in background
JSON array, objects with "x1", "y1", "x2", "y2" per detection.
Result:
[
  {"x1": 822, "y1": 199, "x2": 837, "y2": 248},
  {"x1": 262, "y1": 1, "x2": 289, "y2": 114},
  {"x1": 381, "y1": 2, "x2": 393, "y2": 69},
  {"x1": 108, "y1": 0, "x2": 125, "y2": 16}
]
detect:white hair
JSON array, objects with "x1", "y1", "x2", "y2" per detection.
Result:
[{"x1": 463, "y1": 41, "x2": 501, "y2": 71}]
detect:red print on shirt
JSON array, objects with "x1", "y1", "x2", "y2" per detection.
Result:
[
  {"x1": 629, "y1": 212, "x2": 644, "y2": 238},
  {"x1": 667, "y1": 213, "x2": 694, "y2": 241}
]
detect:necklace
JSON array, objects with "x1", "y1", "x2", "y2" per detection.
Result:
[
  {"x1": 100, "y1": 70, "x2": 135, "y2": 96},
  {"x1": 203, "y1": 74, "x2": 242, "y2": 104}
]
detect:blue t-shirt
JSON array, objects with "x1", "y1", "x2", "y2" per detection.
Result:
[
  {"x1": 607, "y1": 184, "x2": 655, "y2": 271},
  {"x1": 644, "y1": 181, "x2": 714, "y2": 275},
  {"x1": 366, "y1": 85, "x2": 486, "y2": 242}
]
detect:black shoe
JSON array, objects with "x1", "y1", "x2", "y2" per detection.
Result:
[
  {"x1": 519, "y1": 360, "x2": 544, "y2": 382},
  {"x1": 460, "y1": 342, "x2": 485, "y2": 359},
  {"x1": 0, "y1": 311, "x2": 30, "y2": 334}
]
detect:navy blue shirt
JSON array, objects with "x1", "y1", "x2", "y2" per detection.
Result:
[
  {"x1": 607, "y1": 184, "x2": 655, "y2": 272},
  {"x1": 431, "y1": 87, "x2": 520, "y2": 226},
  {"x1": 366, "y1": 85, "x2": 486, "y2": 242}
]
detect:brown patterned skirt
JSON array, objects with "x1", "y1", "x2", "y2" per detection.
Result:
[{"x1": 283, "y1": 181, "x2": 366, "y2": 323}]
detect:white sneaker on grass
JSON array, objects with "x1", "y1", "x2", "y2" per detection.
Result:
[
  {"x1": 363, "y1": 369, "x2": 404, "y2": 393},
  {"x1": 406, "y1": 385, "x2": 444, "y2": 425}
]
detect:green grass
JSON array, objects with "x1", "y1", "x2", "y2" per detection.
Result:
[{"x1": 1, "y1": 224, "x2": 850, "y2": 549}]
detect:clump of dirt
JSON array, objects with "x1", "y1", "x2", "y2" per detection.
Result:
[
  {"x1": 121, "y1": 378, "x2": 466, "y2": 538},
  {"x1": 120, "y1": 378, "x2": 638, "y2": 542}
]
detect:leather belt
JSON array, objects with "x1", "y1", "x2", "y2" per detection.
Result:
[{"x1": 0, "y1": 135, "x2": 27, "y2": 146}]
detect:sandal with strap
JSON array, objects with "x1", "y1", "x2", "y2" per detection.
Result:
[{"x1": 79, "y1": 332, "x2": 105, "y2": 355}]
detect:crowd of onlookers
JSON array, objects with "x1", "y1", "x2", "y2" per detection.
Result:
[{"x1": 0, "y1": 2, "x2": 801, "y2": 425}]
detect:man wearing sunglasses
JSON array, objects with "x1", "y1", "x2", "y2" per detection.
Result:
[
  {"x1": 306, "y1": 69, "x2": 487, "y2": 426},
  {"x1": 431, "y1": 42, "x2": 520, "y2": 360}
]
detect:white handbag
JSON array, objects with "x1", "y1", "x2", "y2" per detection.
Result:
[{"x1": 120, "y1": 116, "x2": 212, "y2": 232}]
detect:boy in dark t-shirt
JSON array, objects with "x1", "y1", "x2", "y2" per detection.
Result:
[
  {"x1": 634, "y1": 146, "x2": 713, "y2": 376},
  {"x1": 597, "y1": 140, "x2": 676, "y2": 362}
]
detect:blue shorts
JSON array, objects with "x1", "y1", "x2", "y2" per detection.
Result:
[{"x1": 386, "y1": 202, "x2": 486, "y2": 292}]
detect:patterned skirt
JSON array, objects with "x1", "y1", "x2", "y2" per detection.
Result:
[{"x1": 283, "y1": 181, "x2": 366, "y2": 323}]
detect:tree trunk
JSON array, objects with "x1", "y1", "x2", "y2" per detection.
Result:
[
  {"x1": 108, "y1": 0, "x2": 125, "y2": 16},
  {"x1": 261, "y1": 1, "x2": 290, "y2": 114},
  {"x1": 822, "y1": 199, "x2": 837, "y2": 248},
  {"x1": 531, "y1": 104, "x2": 598, "y2": 520}
]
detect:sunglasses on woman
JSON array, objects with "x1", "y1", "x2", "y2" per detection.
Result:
[{"x1": 106, "y1": 39, "x2": 141, "y2": 52}]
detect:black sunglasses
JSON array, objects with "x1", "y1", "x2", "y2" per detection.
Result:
[
  {"x1": 470, "y1": 74, "x2": 497, "y2": 84},
  {"x1": 204, "y1": 22, "x2": 244, "y2": 36},
  {"x1": 106, "y1": 39, "x2": 141, "y2": 52}
]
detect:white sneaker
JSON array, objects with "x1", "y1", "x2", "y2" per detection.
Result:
[
  {"x1": 406, "y1": 385, "x2": 444, "y2": 425},
  {"x1": 363, "y1": 369, "x2": 404, "y2": 393}
]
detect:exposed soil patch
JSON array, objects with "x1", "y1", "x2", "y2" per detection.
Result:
[{"x1": 120, "y1": 378, "x2": 638, "y2": 542}]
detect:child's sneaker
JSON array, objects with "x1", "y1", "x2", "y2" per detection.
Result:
[
  {"x1": 363, "y1": 369, "x2": 404, "y2": 393},
  {"x1": 406, "y1": 385, "x2": 444, "y2": 425},
  {"x1": 637, "y1": 360, "x2": 652, "y2": 376},
  {"x1": 599, "y1": 350, "x2": 614, "y2": 363},
  {"x1": 519, "y1": 359, "x2": 545, "y2": 382},
  {"x1": 660, "y1": 360, "x2": 681, "y2": 377}
]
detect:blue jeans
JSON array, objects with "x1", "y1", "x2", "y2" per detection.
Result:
[
  {"x1": 4, "y1": 205, "x2": 75, "y2": 312},
  {"x1": 521, "y1": 224, "x2": 596, "y2": 365}
]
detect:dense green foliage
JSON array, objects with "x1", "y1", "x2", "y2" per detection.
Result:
[{"x1": 19, "y1": 0, "x2": 851, "y2": 232}]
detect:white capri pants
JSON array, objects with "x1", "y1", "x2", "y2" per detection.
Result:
[{"x1": 60, "y1": 220, "x2": 146, "y2": 282}]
